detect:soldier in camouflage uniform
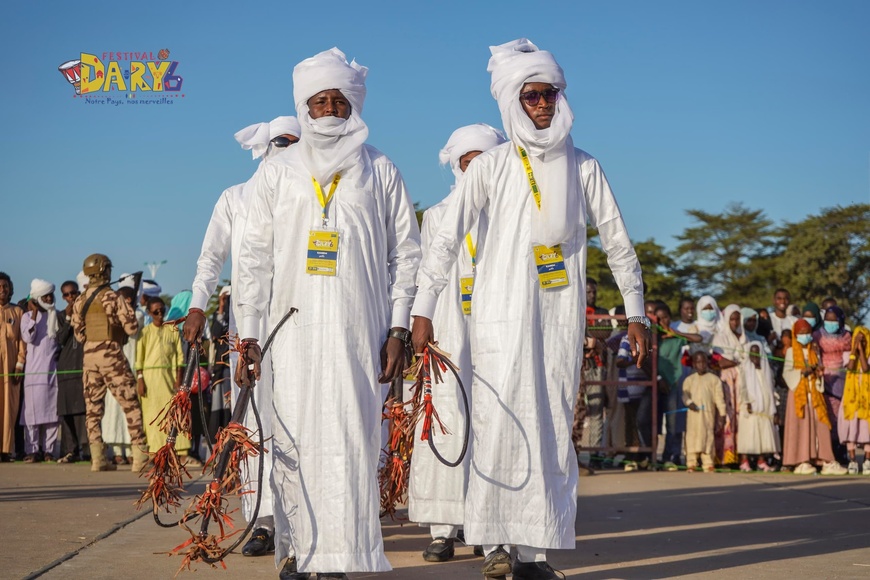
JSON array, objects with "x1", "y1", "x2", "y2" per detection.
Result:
[{"x1": 72, "y1": 254, "x2": 149, "y2": 472}]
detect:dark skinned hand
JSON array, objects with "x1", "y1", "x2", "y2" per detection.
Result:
[
  {"x1": 183, "y1": 309, "x2": 207, "y2": 343},
  {"x1": 411, "y1": 316, "x2": 434, "y2": 357},
  {"x1": 379, "y1": 327, "x2": 408, "y2": 383},
  {"x1": 235, "y1": 341, "x2": 262, "y2": 388},
  {"x1": 627, "y1": 322, "x2": 651, "y2": 368}
]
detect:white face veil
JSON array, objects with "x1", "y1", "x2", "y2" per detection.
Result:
[
  {"x1": 234, "y1": 116, "x2": 301, "y2": 160},
  {"x1": 439, "y1": 123, "x2": 506, "y2": 185},
  {"x1": 30, "y1": 278, "x2": 58, "y2": 337},
  {"x1": 488, "y1": 38, "x2": 576, "y2": 248},
  {"x1": 292, "y1": 47, "x2": 369, "y2": 187}
]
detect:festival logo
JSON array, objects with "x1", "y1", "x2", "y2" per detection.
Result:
[{"x1": 57, "y1": 49, "x2": 184, "y2": 105}]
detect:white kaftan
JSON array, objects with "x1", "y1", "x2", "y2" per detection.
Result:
[
  {"x1": 408, "y1": 195, "x2": 478, "y2": 530},
  {"x1": 413, "y1": 143, "x2": 644, "y2": 550},
  {"x1": 189, "y1": 177, "x2": 275, "y2": 523},
  {"x1": 237, "y1": 144, "x2": 421, "y2": 573}
]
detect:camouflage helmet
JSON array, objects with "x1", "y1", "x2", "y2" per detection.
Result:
[{"x1": 83, "y1": 253, "x2": 112, "y2": 283}]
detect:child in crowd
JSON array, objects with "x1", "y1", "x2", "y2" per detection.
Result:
[
  {"x1": 840, "y1": 326, "x2": 870, "y2": 474},
  {"x1": 683, "y1": 351, "x2": 726, "y2": 472},
  {"x1": 737, "y1": 343, "x2": 780, "y2": 471},
  {"x1": 655, "y1": 303, "x2": 702, "y2": 470},
  {"x1": 782, "y1": 320, "x2": 846, "y2": 475}
]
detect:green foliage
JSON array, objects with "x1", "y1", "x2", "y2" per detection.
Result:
[
  {"x1": 414, "y1": 202, "x2": 425, "y2": 229},
  {"x1": 674, "y1": 203, "x2": 777, "y2": 303},
  {"x1": 776, "y1": 204, "x2": 870, "y2": 323}
]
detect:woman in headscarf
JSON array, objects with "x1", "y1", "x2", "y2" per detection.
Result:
[
  {"x1": 840, "y1": 326, "x2": 870, "y2": 474},
  {"x1": 819, "y1": 305, "x2": 853, "y2": 462},
  {"x1": 741, "y1": 307, "x2": 771, "y2": 354},
  {"x1": 737, "y1": 341, "x2": 779, "y2": 471},
  {"x1": 712, "y1": 304, "x2": 746, "y2": 466},
  {"x1": 782, "y1": 320, "x2": 846, "y2": 475},
  {"x1": 695, "y1": 295, "x2": 720, "y2": 355},
  {"x1": 801, "y1": 301, "x2": 823, "y2": 338}
]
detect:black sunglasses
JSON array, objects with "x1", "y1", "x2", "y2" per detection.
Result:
[
  {"x1": 62, "y1": 291, "x2": 79, "y2": 297},
  {"x1": 271, "y1": 136, "x2": 296, "y2": 148},
  {"x1": 151, "y1": 309, "x2": 166, "y2": 316},
  {"x1": 519, "y1": 88, "x2": 560, "y2": 107}
]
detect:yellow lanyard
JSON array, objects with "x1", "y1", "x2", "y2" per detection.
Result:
[
  {"x1": 312, "y1": 174, "x2": 341, "y2": 226},
  {"x1": 465, "y1": 233, "x2": 476, "y2": 271},
  {"x1": 517, "y1": 146, "x2": 541, "y2": 210}
]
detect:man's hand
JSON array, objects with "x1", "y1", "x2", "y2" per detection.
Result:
[
  {"x1": 27, "y1": 299, "x2": 39, "y2": 317},
  {"x1": 627, "y1": 322, "x2": 651, "y2": 368},
  {"x1": 183, "y1": 309, "x2": 207, "y2": 343},
  {"x1": 234, "y1": 341, "x2": 262, "y2": 388},
  {"x1": 688, "y1": 402, "x2": 700, "y2": 412},
  {"x1": 137, "y1": 377, "x2": 147, "y2": 397},
  {"x1": 411, "y1": 316, "x2": 434, "y2": 356},
  {"x1": 378, "y1": 328, "x2": 407, "y2": 384},
  {"x1": 746, "y1": 403, "x2": 753, "y2": 414}
]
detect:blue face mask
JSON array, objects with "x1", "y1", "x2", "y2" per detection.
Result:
[
  {"x1": 824, "y1": 321, "x2": 840, "y2": 334},
  {"x1": 803, "y1": 317, "x2": 816, "y2": 328},
  {"x1": 796, "y1": 334, "x2": 813, "y2": 346},
  {"x1": 700, "y1": 310, "x2": 717, "y2": 322}
]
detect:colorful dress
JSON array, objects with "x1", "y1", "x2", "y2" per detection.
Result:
[
  {"x1": 838, "y1": 327, "x2": 870, "y2": 445},
  {"x1": 135, "y1": 323, "x2": 188, "y2": 453}
]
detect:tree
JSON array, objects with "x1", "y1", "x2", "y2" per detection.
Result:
[
  {"x1": 776, "y1": 204, "x2": 870, "y2": 324},
  {"x1": 586, "y1": 231, "x2": 680, "y2": 311},
  {"x1": 674, "y1": 202, "x2": 777, "y2": 305}
]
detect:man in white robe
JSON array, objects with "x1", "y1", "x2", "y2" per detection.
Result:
[
  {"x1": 184, "y1": 115, "x2": 301, "y2": 558},
  {"x1": 409, "y1": 123, "x2": 505, "y2": 563},
  {"x1": 235, "y1": 48, "x2": 421, "y2": 579},
  {"x1": 411, "y1": 39, "x2": 649, "y2": 580}
]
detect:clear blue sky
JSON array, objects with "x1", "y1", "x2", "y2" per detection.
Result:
[{"x1": 2, "y1": 0, "x2": 868, "y2": 302}]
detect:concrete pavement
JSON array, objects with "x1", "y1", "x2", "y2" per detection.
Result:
[{"x1": 3, "y1": 461, "x2": 870, "y2": 579}]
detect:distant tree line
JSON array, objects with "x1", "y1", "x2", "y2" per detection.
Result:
[{"x1": 587, "y1": 203, "x2": 870, "y2": 324}]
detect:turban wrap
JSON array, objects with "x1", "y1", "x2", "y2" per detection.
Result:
[
  {"x1": 76, "y1": 271, "x2": 89, "y2": 290},
  {"x1": 30, "y1": 279, "x2": 58, "y2": 337},
  {"x1": 439, "y1": 123, "x2": 506, "y2": 183},
  {"x1": 793, "y1": 319, "x2": 812, "y2": 336},
  {"x1": 292, "y1": 47, "x2": 369, "y2": 187},
  {"x1": 235, "y1": 116, "x2": 301, "y2": 160},
  {"x1": 142, "y1": 280, "x2": 162, "y2": 298},
  {"x1": 488, "y1": 38, "x2": 576, "y2": 248}
]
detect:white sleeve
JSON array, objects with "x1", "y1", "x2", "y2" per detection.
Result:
[
  {"x1": 237, "y1": 167, "x2": 275, "y2": 341},
  {"x1": 381, "y1": 163, "x2": 422, "y2": 330},
  {"x1": 189, "y1": 190, "x2": 233, "y2": 311},
  {"x1": 581, "y1": 155, "x2": 645, "y2": 319},
  {"x1": 782, "y1": 348, "x2": 800, "y2": 391},
  {"x1": 412, "y1": 163, "x2": 489, "y2": 320}
]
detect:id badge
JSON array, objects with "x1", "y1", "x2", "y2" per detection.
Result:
[
  {"x1": 459, "y1": 275, "x2": 474, "y2": 315},
  {"x1": 306, "y1": 230, "x2": 339, "y2": 276},
  {"x1": 533, "y1": 244, "x2": 569, "y2": 289}
]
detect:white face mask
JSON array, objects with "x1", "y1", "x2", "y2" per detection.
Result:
[
  {"x1": 37, "y1": 297, "x2": 54, "y2": 311},
  {"x1": 310, "y1": 115, "x2": 346, "y2": 129}
]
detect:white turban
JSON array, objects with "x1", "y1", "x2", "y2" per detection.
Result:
[
  {"x1": 142, "y1": 280, "x2": 162, "y2": 297},
  {"x1": 234, "y1": 116, "x2": 301, "y2": 160},
  {"x1": 76, "y1": 270, "x2": 89, "y2": 290},
  {"x1": 487, "y1": 38, "x2": 576, "y2": 248},
  {"x1": 30, "y1": 279, "x2": 58, "y2": 337},
  {"x1": 30, "y1": 279, "x2": 55, "y2": 299},
  {"x1": 292, "y1": 47, "x2": 369, "y2": 187},
  {"x1": 219, "y1": 285, "x2": 231, "y2": 296},
  {"x1": 439, "y1": 123, "x2": 506, "y2": 182},
  {"x1": 118, "y1": 272, "x2": 135, "y2": 289}
]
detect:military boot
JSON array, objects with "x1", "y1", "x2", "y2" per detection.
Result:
[
  {"x1": 131, "y1": 444, "x2": 150, "y2": 473},
  {"x1": 89, "y1": 443, "x2": 117, "y2": 472}
]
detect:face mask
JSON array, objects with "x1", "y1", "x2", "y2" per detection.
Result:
[
  {"x1": 311, "y1": 115, "x2": 347, "y2": 129},
  {"x1": 824, "y1": 321, "x2": 840, "y2": 334},
  {"x1": 803, "y1": 317, "x2": 816, "y2": 328},
  {"x1": 700, "y1": 310, "x2": 717, "y2": 322},
  {"x1": 796, "y1": 334, "x2": 813, "y2": 346}
]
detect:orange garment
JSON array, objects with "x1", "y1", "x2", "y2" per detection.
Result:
[
  {"x1": 841, "y1": 327, "x2": 870, "y2": 422},
  {"x1": 791, "y1": 344, "x2": 830, "y2": 429}
]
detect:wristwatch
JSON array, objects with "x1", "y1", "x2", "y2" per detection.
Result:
[
  {"x1": 388, "y1": 328, "x2": 410, "y2": 343},
  {"x1": 627, "y1": 316, "x2": 651, "y2": 330}
]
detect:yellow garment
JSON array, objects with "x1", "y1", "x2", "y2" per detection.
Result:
[
  {"x1": 791, "y1": 344, "x2": 830, "y2": 429},
  {"x1": 135, "y1": 323, "x2": 189, "y2": 453},
  {"x1": 842, "y1": 327, "x2": 870, "y2": 422}
]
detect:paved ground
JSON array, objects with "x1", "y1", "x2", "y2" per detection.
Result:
[{"x1": 3, "y1": 461, "x2": 870, "y2": 579}]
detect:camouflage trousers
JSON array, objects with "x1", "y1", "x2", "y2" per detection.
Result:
[{"x1": 82, "y1": 341, "x2": 145, "y2": 446}]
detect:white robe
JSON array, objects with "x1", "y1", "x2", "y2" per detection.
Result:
[
  {"x1": 412, "y1": 143, "x2": 644, "y2": 549},
  {"x1": 189, "y1": 177, "x2": 275, "y2": 523},
  {"x1": 237, "y1": 144, "x2": 421, "y2": 573},
  {"x1": 408, "y1": 196, "x2": 479, "y2": 529}
]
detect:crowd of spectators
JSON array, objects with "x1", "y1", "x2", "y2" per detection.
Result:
[
  {"x1": 575, "y1": 281, "x2": 868, "y2": 476},
  {"x1": 0, "y1": 270, "x2": 230, "y2": 465}
]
